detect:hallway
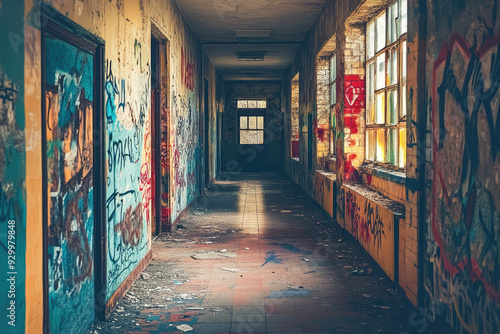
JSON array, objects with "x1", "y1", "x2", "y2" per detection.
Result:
[
  {"x1": 89, "y1": 173, "x2": 416, "y2": 334},
  {"x1": 1, "y1": 0, "x2": 499, "y2": 333}
]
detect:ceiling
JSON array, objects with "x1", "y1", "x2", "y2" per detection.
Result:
[{"x1": 175, "y1": 0, "x2": 328, "y2": 81}]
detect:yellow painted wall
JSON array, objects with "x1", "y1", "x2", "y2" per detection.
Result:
[
  {"x1": 313, "y1": 171, "x2": 336, "y2": 217},
  {"x1": 343, "y1": 184, "x2": 399, "y2": 281}
]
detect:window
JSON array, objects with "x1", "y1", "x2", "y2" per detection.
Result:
[
  {"x1": 365, "y1": 0, "x2": 407, "y2": 168},
  {"x1": 240, "y1": 116, "x2": 264, "y2": 144},
  {"x1": 329, "y1": 53, "x2": 337, "y2": 154},
  {"x1": 238, "y1": 99, "x2": 267, "y2": 109}
]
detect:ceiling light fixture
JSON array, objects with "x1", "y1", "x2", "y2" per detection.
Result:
[
  {"x1": 237, "y1": 53, "x2": 265, "y2": 61},
  {"x1": 235, "y1": 29, "x2": 271, "y2": 42},
  {"x1": 235, "y1": 30, "x2": 271, "y2": 38}
]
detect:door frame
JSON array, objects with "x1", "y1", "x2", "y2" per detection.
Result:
[
  {"x1": 237, "y1": 109, "x2": 267, "y2": 171},
  {"x1": 41, "y1": 5, "x2": 106, "y2": 332}
]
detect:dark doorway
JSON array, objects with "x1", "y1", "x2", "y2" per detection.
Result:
[
  {"x1": 217, "y1": 108, "x2": 222, "y2": 175},
  {"x1": 41, "y1": 8, "x2": 104, "y2": 333},
  {"x1": 204, "y1": 79, "x2": 210, "y2": 187},
  {"x1": 238, "y1": 109, "x2": 267, "y2": 171},
  {"x1": 151, "y1": 35, "x2": 161, "y2": 236}
]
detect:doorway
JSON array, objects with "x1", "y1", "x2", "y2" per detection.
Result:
[
  {"x1": 41, "y1": 10, "x2": 104, "y2": 334},
  {"x1": 237, "y1": 110, "x2": 267, "y2": 171},
  {"x1": 150, "y1": 35, "x2": 161, "y2": 236},
  {"x1": 204, "y1": 79, "x2": 210, "y2": 187}
]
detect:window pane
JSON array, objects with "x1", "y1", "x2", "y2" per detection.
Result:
[
  {"x1": 330, "y1": 54, "x2": 337, "y2": 83},
  {"x1": 376, "y1": 128, "x2": 386, "y2": 162},
  {"x1": 257, "y1": 131, "x2": 264, "y2": 144},
  {"x1": 375, "y1": 92, "x2": 385, "y2": 125},
  {"x1": 366, "y1": 130, "x2": 376, "y2": 161},
  {"x1": 367, "y1": 20, "x2": 375, "y2": 60},
  {"x1": 388, "y1": 2, "x2": 399, "y2": 44},
  {"x1": 376, "y1": 53, "x2": 386, "y2": 90},
  {"x1": 401, "y1": 83, "x2": 407, "y2": 117},
  {"x1": 330, "y1": 83, "x2": 336, "y2": 105},
  {"x1": 249, "y1": 116, "x2": 257, "y2": 129},
  {"x1": 402, "y1": 40, "x2": 407, "y2": 81},
  {"x1": 401, "y1": 41, "x2": 407, "y2": 117},
  {"x1": 240, "y1": 130, "x2": 264, "y2": 145},
  {"x1": 257, "y1": 117, "x2": 264, "y2": 130},
  {"x1": 248, "y1": 100, "x2": 257, "y2": 109},
  {"x1": 388, "y1": 47, "x2": 398, "y2": 86},
  {"x1": 366, "y1": 62, "x2": 375, "y2": 124},
  {"x1": 240, "y1": 116, "x2": 248, "y2": 129},
  {"x1": 257, "y1": 100, "x2": 267, "y2": 108},
  {"x1": 399, "y1": 127, "x2": 407, "y2": 168},
  {"x1": 330, "y1": 109, "x2": 336, "y2": 153},
  {"x1": 387, "y1": 128, "x2": 398, "y2": 165},
  {"x1": 387, "y1": 89, "x2": 398, "y2": 125},
  {"x1": 400, "y1": 0, "x2": 407, "y2": 36},
  {"x1": 376, "y1": 11, "x2": 387, "y2": 52},
  {"x1": 238, "y1": 100, "x2": 247, "y2": 108}
]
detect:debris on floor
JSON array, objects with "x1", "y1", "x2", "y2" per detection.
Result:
[
  {"x1": 176, "y1": 324, "x2": 193, "y2": 332},
  {"x1": 351, "y1": 267, "x2": 374, "y2": 276},
  {"x1": 191, "y1": 250, "x2": 237, "y2": 259},
  {"x1": 219, "y1": 267, "x2": 241, "y2": 272},
  {"x1": 87, "y1": 174, "x2": 416, "y2": 334}
]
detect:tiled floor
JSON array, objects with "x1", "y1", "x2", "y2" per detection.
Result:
[{"x1": 91, "y1": 173, "x2": 420, "y2": 334}]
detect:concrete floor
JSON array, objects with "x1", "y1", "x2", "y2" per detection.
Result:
[{"x1": 90, "y1": 173, "x2": 420, "y2": 334}]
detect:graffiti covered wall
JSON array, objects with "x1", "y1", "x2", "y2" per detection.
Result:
[
  {"x1": 0, "y1": 2, "x2": 26, "y2": 334},
  {"x1": 104, "y1": 54, "x2": 150, "y2": 299},
  {"x1": 425, "y1": 0, "x2": 500, "y2": 332},
  {"x1": 313, "y1": 171, "x2": 336, "y2": 217},
  {"x1": 44, "y1": 35, "x2": 96, "y2": 333},
  {"x1": 343, "y1": 184, "x2": 403, "y2": 281},
  {"x1": 19, "y1": 0, "x2": 216, "y2": 331},
  {"x1": 169, "y1": 45, "x2": 201, "y2": 222}
]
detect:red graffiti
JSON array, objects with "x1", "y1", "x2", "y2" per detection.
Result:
[
  {"x1": 344, "y1": 154, "x2": 359, "y2": 181},
  {"x1": 313, "y1": 118, "x2": 328, "y2": 142},
  {"x1": 358, "y1": 217, "x2": 370, "y2": 244},
  {"x1": 291, "y1": 140, "x2": 299, "y2": 158},
  {"x1": 344, "y1": 115, "x2": 359, "y2": 135},
  {"x1": 344, "y1": 75, "x2": 365, "y2": 110},
  {"x1": 432, "y1": 32, "x2": 500, "y2": 303},
  {"x1": 139, "y1": 163, "x2": 151, "y2": 223},
  {"x1": 181, "y1": 47, "x2": 195, "y2": 91}
]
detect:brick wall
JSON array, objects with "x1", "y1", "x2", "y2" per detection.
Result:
[{"x1": 315, "y1": 57, "x2": 331, "y2": 166}]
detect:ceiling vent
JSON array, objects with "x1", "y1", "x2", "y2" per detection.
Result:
[
  {"x1": 235, "y1": 29, "x2": 271, "y2": 42},
  {"x1": 237, "y1": 52, "x2": 265, "y2": 61},
  {"x1": 240, "y1": 70, "x2": 264, "y2": 76}
]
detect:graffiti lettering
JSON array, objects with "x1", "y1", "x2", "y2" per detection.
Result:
[{"x1": 181, "y1": 47, "x2": 195, "y2": 91}]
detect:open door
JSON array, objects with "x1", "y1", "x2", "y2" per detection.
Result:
[{"x1": 42, "y1": 10, "x2": 104, "y2": 334}]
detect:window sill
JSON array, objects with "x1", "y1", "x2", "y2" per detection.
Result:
[
  {"x1": 316, "y1": 169, "x2": 336, "y2": 181},
  {"x1": 324, "y1": 156, "x2": 336, "y2": 173},
  {"x1": 360, "y1": 163, "x2": 406, "y2": 185}
]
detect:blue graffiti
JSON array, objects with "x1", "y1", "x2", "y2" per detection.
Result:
[
  {"x1": 270, "y1": 242, "x2": 312, "y2": 255},
  {"x1": 262, "y1": 251, "x2": 282, "y2": 266}
]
